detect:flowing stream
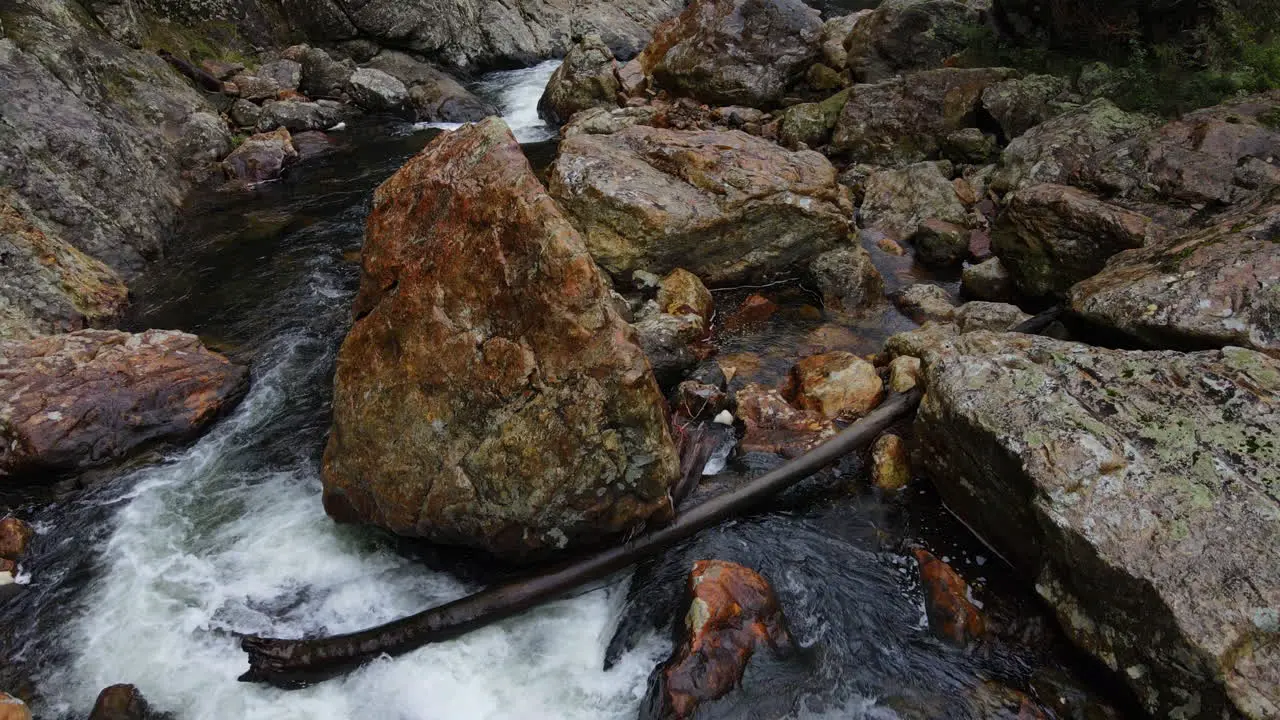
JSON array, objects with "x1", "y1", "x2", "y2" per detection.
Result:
[{"x1": 0, "y1": 63, "x2": 1120, "y2": 720}]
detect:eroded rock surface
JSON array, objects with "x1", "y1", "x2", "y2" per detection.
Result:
[
  {"x1": 537, "y1": 34, "x2": 620, "y2": 125},
  {"x1": 0, "y1": 330, "x2": 248, "y2": 479},
  {"x1": 321, "y1": 119, "x2": 679, "y2": 560},
  {"x1": 549, "y1": 126, "x2": 850, "y2": 285},
  {"x1": 914, "y1": 332, "x2": 1280, "y2": 718}
]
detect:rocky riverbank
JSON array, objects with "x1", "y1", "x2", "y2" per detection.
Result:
[{"x1": 1, "y1": 0, "x2": 1278, "y2": 717}]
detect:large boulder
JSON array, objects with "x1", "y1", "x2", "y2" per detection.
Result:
[
  {"x1": 254, "y1": 100, "x2": 345, "y2": 133},
  {"x1": 0, "y1": 192, "x2": 128, "y2": 341},
  {"x1": 913, "y1": 331, "x2": 1280, "y2": 719},
  {"x1": 537, "y1": 34, "x2": 620, "y2": 124},
  {"x1": 831, "y1": 67, "x2": 1018, "y2": 164},
  {"x1": 548, "y1": 125, "x2": 851, "y2": 286},
  {"x1": 321, "y1": 118, "x2": 680, "y2": 560},
  {"x1": 980, "y1": 74, "x2": 1071, "y2": 140},
  {"x1": 291, "y1": 45, "x2": 355, "y2": 98},
  {"x1": 843, "y1": 0, "x2": 987, "y2": 81},
  {"x1": 992, "y1": 183, "x2": 1158, "y2": 298},
  {"x1": 364, "y1": 50, "x2": 498, "y2": 122},
  {"x1": 1090, "y1": 90, "x2": 1280, "y2": 207},
  {"x1": 641, "y1": 0, "x2": 824, "y2": 108},
  {"x1": 1071, "y1": 189, "x2": 1280, "y2": 356},
  {"x1": 992, "y1": 99, "x2": 1156, "y2": 192},
  {"x1": 0, "y1": 329, "x2": 248, "y2": 479}
]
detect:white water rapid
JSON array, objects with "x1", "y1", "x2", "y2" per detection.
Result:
[{"x1": 417, "y1": 60, "x2": 562, "y2": 143}]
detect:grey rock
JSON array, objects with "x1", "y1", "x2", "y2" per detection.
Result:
[
  {"x1": 229, "y1": 98, "x2": 262, "y2": 128},
  {"x1": 222, "y1": 128, "x2": 299, "y2": 184},
  {"x1": 911, "y1": 218, "x2": 970, "y2": 267},
  {"x1": 634, "y1": 312, "x2": 705, "y2": 386},
  {"x1": 819, "y1": 10, "x2": 871, "y2": 70},
  {"x1": 366, "y1": 50, "x2": 497, "y2": 122},
  {"x1": 953, "y1": 301, "x2": 1028, "y2": 332},
  {"x1": 255, "y1": 100, "x2": 342, "y2": 133},
  {"x1": 914, "y1": 332, "x2": 1280, "y2": 719},
  {"x1": 961, "y1": 257, "x2": 1013, "y2": 301},
  {"x1": 861, "y1": 161, "x2": 968, "y2": 240},
  {"x1": 178, "y1": 111, "x2": 232, "y2": 167},
  {"x1": 258, "y1": 59, "x2": 302, "y2": 91},
  {"x1": 807, "y1": 246, "x2": 885, "y2": 313},
  {"x1": 294, "y1": 45, "x2": 355, "y2": 99},
  {"x1": 940, "y1": 127, "x2": 997, "y2": 164},
  {"x1": 980, "y1": 74, "x2": 1071, "y2": 140},
  {"x1": 537, "y1": 34, "x2": 619, "y2": 124},
  {"x1": 230, "y1": 73, "x2": 280, "y2": 102},
  {"x1": 346, "y1": 67, "x2": 411, "y2": 115},
  {"x1": 844, "y1": 0, "x2": 987, "y2": 81},
  {"x1": 83, "y1": 0, "x2": 143, "y2": 48},
  {"x1": 895, "y1": 283, "x2": 956, "y2": 324}
]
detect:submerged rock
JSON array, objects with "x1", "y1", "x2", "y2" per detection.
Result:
[
  {"x1": 537, "y1": 34, "x2": 620, "y2": 124},
  {"x1": 912, "y1": 547, "x2": 985, "y2": 645},
  {"x1": 642, "y1": 0, "x2": 823, "y2": 108},
  {"x1": 832, "y1": 67, "x2": 1018, "y2": 164},
  {"x1": 1071, "y1": 189, "x2": 1280, "y2": 355},
  {"x1": 992, "y1": 183, "x2": 1157, "y2": 298},
  {"x1": 549, "y1": 126, "x2": 849, "y2": 285},
  {"x1": 0, "y1": 330, "x2": 248, "y2": 480},
  {"x1": 643, "y1": 560, "x2": 794, "y2": 719},
  {"x1": 321, "y1": 118, "x2": 679, "y2": 560},
  {"x1": 88, "y1": 684, "x2": 148, "y2": 720},
  {"x1": 914, "y1": 332, "x2": 1280, "y2": 718}
]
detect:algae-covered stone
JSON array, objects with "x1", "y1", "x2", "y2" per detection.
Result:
[
  {"x1": 914, "y1": 332, "x2": 1280, "y2": 719},
  {"x1": 778, "y1": 89, "x2": 849, "y2": 149},
  {"x1": 322, "y1": 118, "x2": 680, "y2": 560}
]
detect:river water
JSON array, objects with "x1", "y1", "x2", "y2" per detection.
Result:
[{"x1": 1, "y1": 63, "x2": 1122, "y2": 720}]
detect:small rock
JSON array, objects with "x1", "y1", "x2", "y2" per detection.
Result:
[
  {"x1": 636, "y1": 313, "x2": 707, "y2": 387},
  {"x1": 844, "y1": 0, "x2": 986, "y2": 81},
  {"x1": 88, "y1": 684, "x2": 148, "y2": 720},
  {"x1": 228, "y1": 99, "x2": 262, "y2": 129},
  {"x1": 230, "y1": 73, "x2": 280, "y2": 102},
  {"x1": 296, "y1": 46, "x2": 355, "y2": 98},
  {"x1": 258, "y1": 59, "x2": 302, "y2": 91},
  {"x1": 0, "y1": 692, "x2": 31, "y2": 720},
  {"x1": 255, "y1": 100, "x2": 342, "y2": 133},
  {"x1": 778, "y1": 88, "x2": 850, "y2": 149},
  {"x1": 674, "y1": 380, "x2": 728, "y2": 420},
  {"x1": 954, "y1": 302, "x2": 1030, "y2": 333},
  {"x1": 876, "y1": 237, "x2": 906, "y2": 256},
  {"x1": 178, "y1": 112, "x2": 232, "y2": 166},
  {"x1": 656, "y1": 269, "x2": 713, "y2": 328},
  {"x1": 346, "y1": 68, "x2": 411, "y2": 116},
  {"x1": 807, "y1": 246, "x2": 884, "y2": 313},
  {"x1": 645, "y1": 560, "x2": 794, "y2": 719},
  {"x1": 912, "y1": 547, "x2": 986, "y2": 645},
  {"x1": 0, "y1": 558, "x2": 15, "y2": 575},
  {"x1": 993, "y1": 99, "x2": 1155, "y2": 192},
  {"x1": 962, "y1": 258, "x2": 1014, "y2": 301},
  {"x1": 819, "y1": 10, "x2": 870, "y2": 71},
  {"x1": 786, "y1": 351, "x2": 883, "y2": 421},
  {"x1": 910, "y1": 218, "x2": 970, "y2": 268},
  {"x1": 222, "y1": 128, "x2": 299, "y2": 184},
  {"x1": 722, "y1": 293, "x2": 778, "y2": 331},
  {"x1": 736, "y1": 383, "x2": 835, "y2": 457},
  {"x1": 0, "y1": 518, "x2": 34, "y2": 561},
  {"x1": 940, "y1": 127, "x2": 997, "y2": 165},
  {"x1": 895, "y1": 284, "x2": 956, "y2": 324},
  {"x1": 871, "y1": 433, "x2": 910, "y2": 490},
  {"x1": 888, "y1": 355, "x2": 922, "y2": 393}
]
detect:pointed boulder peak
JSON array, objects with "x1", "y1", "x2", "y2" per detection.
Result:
[{"x1": 321, "y1": 118, "x2": 680, "y2": 561}]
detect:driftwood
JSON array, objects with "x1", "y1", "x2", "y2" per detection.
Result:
[
  {"x1": 156, "y1": 50, "x2": 224, "y2": 93},
  {"x1": 239, "y1": 389, "x2": 923, "y2": 688}
]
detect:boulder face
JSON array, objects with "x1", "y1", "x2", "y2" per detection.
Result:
[
  {"x1": 832, "y1": 67, "x2": 1019, "y2": 164},
  {"x1": 992, "y1": 183, "x2": 1157, "y2": 298},
  {"x1": 992, "y1": 99, "x2": 1156, "y2": 191},
  {"x1": 843, "y1": 0, "x2": 986, "y2": 82},
  {"x1": 0, "y1": 330, "x2": 248, "y2": 480},
  {"x1": 221, "y1": 128, "x2": 300, "y2": 184},
  {"x1": 321, "y1": 118, "x2": 680, "y2": 560},
  {"x1": 537, "y1": 34, "x2": 620, "y2": 125},
  {"x1": 364, "y1": 50, "x2": 498, "y2": 122},
  {"x1": 860, "y1": 161, "x2": 968, "y2": 240},
  {"x1": 643, "y1": 0, "x2": 824, "y2": 108},
  {"x1": 913, "y1": 332, "x2": 1280, "y2": 719},
  {"x1": 548, "y1": 125, "x2": 850, "y2": 286},
  {"x1": 1071, "y1": 189, "x2": 1280, "y2": 356}
]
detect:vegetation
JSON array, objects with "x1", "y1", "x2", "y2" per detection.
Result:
[{"x1": 961, "y1": 0, "x2": 1280, "y2": 116}]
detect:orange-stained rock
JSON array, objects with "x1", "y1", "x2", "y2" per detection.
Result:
[
  {"x1": 786, "y1": 351, "x2": 883, "y2": 421},
  {"x1": 88, "y1": 684, "x2": 148, "y2": 720},
  {"x1": 722, "y1": 294, "x2": 778, "y2": 332},
  {"x1": 0, "y1": 693, "x2": 30, "y2": 720},
  {"x1": 0, "y1": 330, "x2": 247, "y2": 480},
  {"x1": 736, "y1": 382, "x2": 835, "y2": 458},
  {"x1": 0, "y1": 518, "x2": 33, "y2": 561},
  {"x1": 652, "y1": 560, "x2": 794, "y2": 719},
  {"x1": 321, "y1": 118, "x2": 680, "y2": 561},
  {"x1": 912, "y1": 547, "x2": 986, "y2": 645},
  {"x1": 656, "y1": 269, "x2": 714, "y2": 328},
  {"x1": 871, "y1": 433, "x2": 910, "y2": 491}
]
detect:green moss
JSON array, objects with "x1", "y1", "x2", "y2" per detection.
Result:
[{"x1": 141, "y1": 17, "x2": 254, "y2": 69}]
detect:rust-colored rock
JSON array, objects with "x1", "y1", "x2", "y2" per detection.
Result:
[
  {"x1": 650, "y1": 560, "x2": 794, "y2": 719},
  {"x1": 787, "y1": 351, "x2": 884, "y2": 421},
  {"x1": 0, "y1": 330, "x2": 248, "y2": 480},
  {"x1": 0, "y1": 518, "x2": 33, "y2": 561},
  {"x1": 321, "y1": 118, "x2": 680, "y2": 561},
  {"x1": 736, "y1": 382, "x2": 835, "y2": 457},
  {"x1": 721, "y1": 293, "x2": 778, "y2": 331},
  {"x1": 912, "y1": 547, "x2": 986, "y2": 645},
  {"x1": 0, "y1": 693, "x2": 31, "y2": 720},
  {"x1": 656, "y1": 269, "x2": 714, "y2": 328},
  {"x1": 88, "y1": 684, "x2": 148, "y2": 720},
  {"x1": 871, "y1": 433, "x2": 910, "y2": 490}
]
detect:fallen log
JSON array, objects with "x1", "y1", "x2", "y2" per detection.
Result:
[{"x1": 239, "y1": 388, "x2": 923, "y2": 688}]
